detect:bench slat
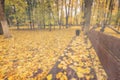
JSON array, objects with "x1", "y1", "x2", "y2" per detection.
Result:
[{"x1": 88, "y1": 30, "x2": 120, "y2": 80}]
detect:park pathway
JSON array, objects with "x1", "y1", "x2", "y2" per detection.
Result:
[{"x1": 44, "y1": 34, "x2": 107, "y2": 80}]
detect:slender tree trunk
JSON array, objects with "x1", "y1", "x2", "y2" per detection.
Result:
[
  {"x1": 107, "y1": 0, "x2": 114, "y2": 25},
  {"x1": 74, "y1": 0, "x2": 78, "y2": 26},
  {"x1": 81, "y1": 0, "x2": 85, "y2": 31},
  {"x1": 16, "y1": 20, "x2": 19, "y2": 30},
  {"x1": 55, "y1": 0, "x2": 60, "y2": 28},
  {"x1": 43, "y1": 19, "x2": 45, "y2": 29},
  {"x1": 65, "y1": 0, "x2": 71, "y2": 28},
  {"x1": 66, "y1": 11, "x2": 68, "y2": 28},
  {"x1": 60, "y1": 0, "x2": 63, "y2": 29},
  {"x1": 70, "y1": 0, "x2": 73, "y2": 26},
  {"x1": 100, "y1": 0, "x2": 114, "y2": 32},
  {"x1": 100, "y1": 1, "x2": 107, "y2": 32},
  {"x1": 26, "y1": 0, "x2": 33, "y2": 30},
  {"x1": 96, "y1": 0, "x2": 100, "y2": 25},
  {"x1": 42, "y1": 0, "x2": 46, "y2": 29},
  {"x1": 116, "y1": 0, "x2": 120, "y2": 29},
  {"x1": 49, "y1": 22, "x2": 52, "y2": 31},
  {"x1": 117, "y1": 0, "x2": 120, "y2": 30},
  {"x1": 32, "y1": 20, "x2": 35, "y2": 29},
  {"x1": 65, "y1": 0, "x2": 68, "y2": 28},
  {"x1": 43, "y1": 11, "x2": 46, "y2": 29},
  {"x1": 51, "y1": 12, "x2": 56, "y2": 30},
  {"x1": 0, "y1": 0, "x2": 11, "y2": 38},
  {"x1": 47, "y1": 0, "x2": 52, "y2": 31},
  {"x1": 49, "y1": 11, "x2": 52, "y2": 31}
]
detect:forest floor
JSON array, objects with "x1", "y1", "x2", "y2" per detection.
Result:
[{"x1": 0, "y1": 26, "x2": 119, "y2": 80}]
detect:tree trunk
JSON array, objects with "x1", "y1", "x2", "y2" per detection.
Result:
[
  {"x1": 47, "y1": 0, "x2": 52, "y2": 31},
  {"x1": 55, "y1": 0, "x2": 60, "y2": 27},
  {"x1": 116, "y1": 0, "x2": 120, "y2": 27},
  {"x1": 106, "y1": 0, "x2": 114, "y2": 25},
  {"x1": 65, "y1": 0, "x2": 68, "y2": 28},
  {"x1": 100, "y1": 0, "x2": 114, "y2": 32},
  {"x1": 65, "y1": 0, "x2": 71, "y2": 28},
  {"x1": 83, "y1": 0, "x2": 93, "y2": 44},
  {"x1": 43, "y1": 20, "x2": 46, "y2": 29},
  {"x1": 0, "y1": 0, "x2": 11, "y2": 38},
  {"x1": 17, "y1": 21, "x2": 19, "y2": 30},
  {"x1": 60, "y1": 0, "x2": 63, "y2": 29},
  {"x1": 70, "y1": 0, "x2": 73, "y2": 26},
  {"x1": 74, "y1": 0, "x2": 78, "y2": 25},
  {"x1": 0, "y1": 23, "x2": 3, "y2": 34},
  {"x1": 26, "y1": 0, "x2": 33, "y2": 30},
  {"x1": 84, "y1": 0, "x2": 93, "y2": 35},
  {"x1": 66, "y1": 14, "x2": 68, "y2": 28},
  {"x1": 81, "y1": 0, "x2": 85, "y2": 31},
  {"x1": 43, "y1": 0, "x2": 46, "y2": 29}
]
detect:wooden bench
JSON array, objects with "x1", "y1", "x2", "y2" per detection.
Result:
[{"x1": 88, "y1": 30, "x2": 120, "y2": 80}]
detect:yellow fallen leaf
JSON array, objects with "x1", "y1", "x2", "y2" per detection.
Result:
[
  {"x1": 47, "y1": 74, "x2": 52, "y2": 80},
  {"x1": 60, "y1": 74, "x2": 68, "y2": 80},
  {"x1": 58, "y1": 64, "x2": 63, "y2": 69},
  {"x1": 63, "y1": 65, "x2": 67, "y2": 70},
  {"x1": 56, "y1": 72, "x2": 63, "y2": 79}
]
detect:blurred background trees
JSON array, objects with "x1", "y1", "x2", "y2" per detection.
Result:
[{"x1": 0, "y1": 0, "x2": 120, "y2": 37}]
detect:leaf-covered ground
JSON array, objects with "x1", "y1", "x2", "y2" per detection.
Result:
[
  {"x1": 46, "y1": 32, "x2": 107, "y2": 80},
  {"x1": 0, "y1": 27, "x2": 107, "y2": 80}
]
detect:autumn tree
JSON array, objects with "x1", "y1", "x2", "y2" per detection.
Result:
[
  {"x1": 2, "y1": 0, "x2": 119, "y2": 32},
  {"x1": 0, "y1": 0, "x2": 11, "y2": 38},
  {"x1": 5, "y1": 0, "x2": 27, "y2": 29}
]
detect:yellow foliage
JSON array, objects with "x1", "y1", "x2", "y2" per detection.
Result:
[
  {"x1": 56, "y1": 72, "x2": 68, "y2": 80},
  {"x1": 0, "y1": 27, "x2": 107, "y2": 79},
  {"x1": 56, "y1": 72, "x2": 63, "y2": 79},
  {"x1": 0, "y1": 28, "x2": 75, "y2": 79},
  {"x1": 47, "y1": 74, "x2": 52, "y2": 80}
]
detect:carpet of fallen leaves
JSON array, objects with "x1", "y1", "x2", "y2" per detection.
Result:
[
  {"x1": 0, "y1": 27, "x2": 107, "y2": 80},
  {"x1": 46, "y1": 33, "x2": 107, "y2": 80}
]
